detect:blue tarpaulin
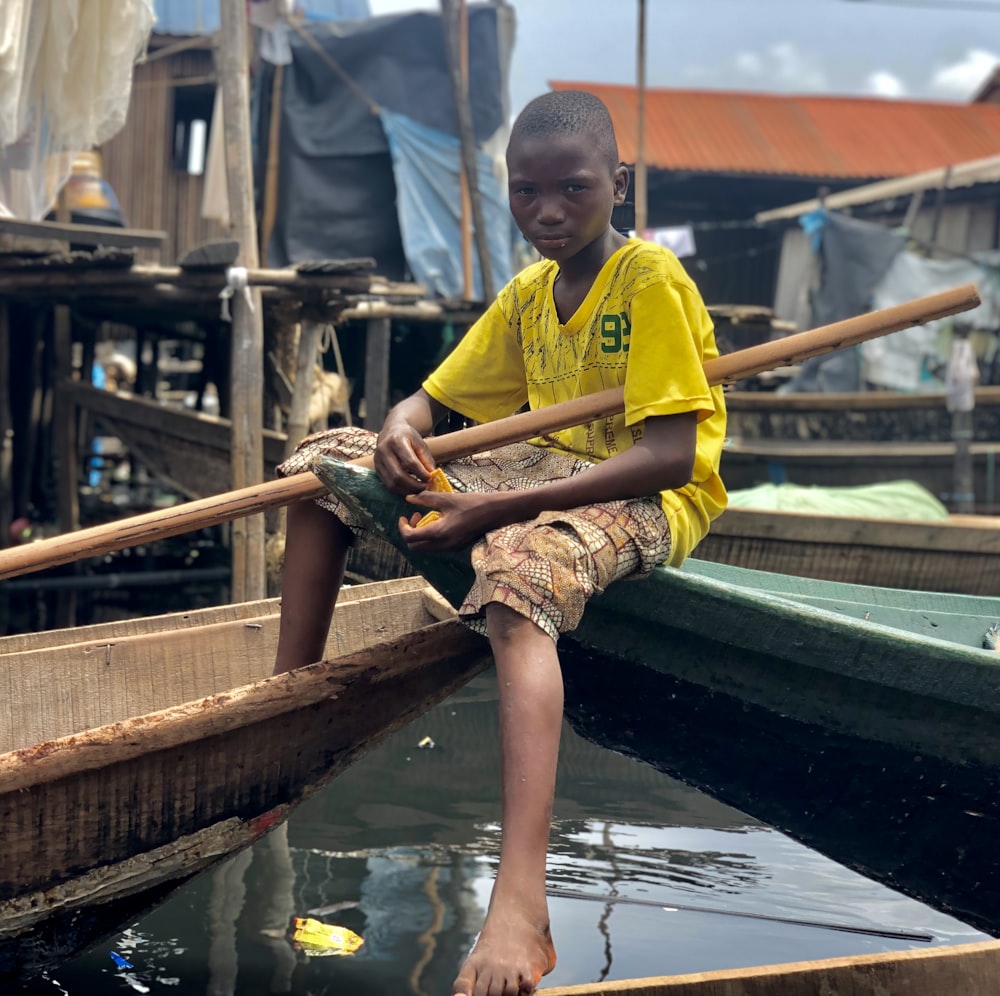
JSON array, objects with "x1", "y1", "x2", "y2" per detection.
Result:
[
  {"x1": 380, "y1": 109, "x2": 512, "y2": 301},
  {"x1": 152, "y1": 0, "x2": 369, "y2": 35}
]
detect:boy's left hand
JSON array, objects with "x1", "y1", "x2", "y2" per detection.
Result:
[{"x1": 398, "y1": 490, "x2": 506, "y2": 552}]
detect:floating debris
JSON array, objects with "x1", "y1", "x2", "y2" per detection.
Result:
[{"x1": 291, "y1": 917, "x2": 364, "y2": 957}]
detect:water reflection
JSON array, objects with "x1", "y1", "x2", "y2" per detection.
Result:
[{"x1": 26, "y1": 672, "x2": 986, "y2": 995}]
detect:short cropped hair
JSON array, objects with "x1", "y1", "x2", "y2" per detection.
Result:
[{"x1": 510, "y1": 90, "x2": 620, "y2": 172}]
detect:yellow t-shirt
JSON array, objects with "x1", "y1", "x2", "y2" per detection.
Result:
[{"x1": 422, "y1": 239, "x2": 728, "y2": 564}]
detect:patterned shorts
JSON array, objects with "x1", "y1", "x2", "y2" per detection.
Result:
[{"x1": 279, "y1": 427, "x2": 672, "y2": 641}]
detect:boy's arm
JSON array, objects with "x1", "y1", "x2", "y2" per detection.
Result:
[
  {"x1": 375, "y1": 388, "x2": 450, "y2": 494},
  {"x1": 400, "y1": 412, "x2": 697, "y2": 551}
]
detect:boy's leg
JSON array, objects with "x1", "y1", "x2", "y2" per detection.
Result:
[
  {"x1": 271, "y1": 427, "x2": 380, "y2": 675},
  {"x1": 272, "y1": 498, "x2": 353, "y2": 675},
  {"x1": 452, "y1": 602, "x2": 560, "y2": 996}
]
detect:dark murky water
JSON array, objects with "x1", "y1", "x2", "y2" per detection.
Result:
[{"x1": 25, "y1": 671, "x2": 986, "y2": 995}]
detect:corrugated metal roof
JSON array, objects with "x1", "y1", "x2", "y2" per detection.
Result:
[
  {"x1": 550, "y1": 81, "x2": 1000, "y2": 181},
  {"x1": 152, "y1": 0, "x2": 370, "y2": 36}
]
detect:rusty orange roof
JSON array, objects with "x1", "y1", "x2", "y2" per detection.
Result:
[{"x1": 550, "y1": 81, "x2": 1000, "y2": 180}]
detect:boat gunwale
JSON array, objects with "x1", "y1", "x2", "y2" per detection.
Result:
[
  {"x1": 0, "y1": 617, "x2": 483, "y2": 794},
  {"x1": 590, "y1": 561, "x2": 1000, "y2": 713}
]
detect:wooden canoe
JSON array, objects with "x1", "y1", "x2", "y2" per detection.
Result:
[
  {"x1": 313, "y1": 456, "x2": 1000, "y2": 937},
  {"x1": 540, "y1": 939, "x2": 1000, "y2": 995},
  {"x1": 721, "y1": 386, "x2": 1000, "y2": 512},
  {"x1": 0, "y1": 576, "x2": 489, "y2": 982},
  {"x1": 719, "y1": 436, "x2": 1000, "y2": 511},
  {"x1": 695, "y1": 505, "x2": 1000, "y2": 595}
]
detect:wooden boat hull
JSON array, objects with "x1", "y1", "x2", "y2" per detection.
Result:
[
  {"x1": 719, "y1": 437, "x2": 1000, "y2": 510},
  {"x1": 540, "y1": 939, "x2": 1000, "y2": 995},
  {"x1": 722, "y1": 387, "x2": 1000, "y2": 512},
  {"x1": 694, "y1": 506, "x2": 1000, "y2": 595},
  {"x1": 313, "y1": 457, "x2": 1000, "y2": 935},
  {"x1": 0, "y1": 578, "x2": 489, "y2": 981}
]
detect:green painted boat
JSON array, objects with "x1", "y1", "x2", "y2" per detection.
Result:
[{"x1": 314, "y1": 455, "x2": 1000, "y2": 938}]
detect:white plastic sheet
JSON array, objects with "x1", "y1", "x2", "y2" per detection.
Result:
[
  {"x1": 0, "y1": 0, "x2": 155, "y2": 219},
  {"x1": 867, "y1": 249, "x2": 1000, "y2": 392}
]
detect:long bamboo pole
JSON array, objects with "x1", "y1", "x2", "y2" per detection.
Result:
[{"x1": 0, "y1": 283, "x2": 980, "y2": 581}]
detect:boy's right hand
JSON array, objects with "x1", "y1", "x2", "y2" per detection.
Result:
[{"x1": 373, "y1": 421, "x2": 436, "y2": 495}]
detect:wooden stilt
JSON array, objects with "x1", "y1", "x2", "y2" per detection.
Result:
[
  {"x1": 363, "y1": 317, "x2": 392, "y2": 430},
  {"x1": 217, "y1": 0, "x2": 266, "y2": 602}
]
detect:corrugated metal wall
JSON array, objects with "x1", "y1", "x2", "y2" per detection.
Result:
[{"x1": 99, "y1": 47, "x2": 226, "y2": 264}]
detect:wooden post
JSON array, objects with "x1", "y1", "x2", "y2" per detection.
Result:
[
  {"x1": 948, "y1": 327, "x2": 977, "y2": 514},
  {"x1": 440, "y1": 0, "x2": 493, "y2": 300},
  {"x1": 0, "y1": 304, "x2": 11, "y2": 542},
  {"x1": 217, "y1": 0, "x2": 266, "y2": 602},
  {"x1": 51, "y1": 193, "x2": 79, "y2": 626},
  {"x1": 634, "y1": 0, "x2": 648, "y2": 237},
  {"x1": 456, "y1": 1, "x2": 473, "y2": 299},
  {"x1": 363, "y1": 317, "x2": 392, "y2": 430},
  {"x1": 284, "y1": 320, "x2": 323, "y2": 459},
  {"x1": 0, "y1": 303, "x2": 8, "y2": 634}
]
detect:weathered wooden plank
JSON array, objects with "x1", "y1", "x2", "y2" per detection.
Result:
[
  {"x1": 0, "y1": 581, "x2": 441, "y2": 752},
  {"x1": 539, "y1": 940, "x2": 1000, "y2": 995},
  {"x1": 0, "y1": 217, "x2": 167, "y2": 250}
]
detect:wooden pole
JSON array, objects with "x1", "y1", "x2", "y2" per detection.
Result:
[
  {"x1": 216, "y1": 0, "x2": 267, "y2": 602},
  {"x1": 52, "y1": 193, "x2": 78, "y2": 627},
  {"x1": 363, "y1": 317, "x2": 392, "y2": 430},
  {"x1": 259, "y1": 64, "x2": 285, "y2": 266},
  {"x1": 0, "y1": 303, "x2": 12, "y2": 553},
  {"x1": 441, "y1": 0, "x2": 493, "y2": 300},
  {"x1": 0, "y1": 282, "x2": 980, "y2": 581},
  {"x1": 457, "y1": 0, "x2": 473, "y2": 299},
  {"x1": 283, "y1": 320, "x2": 323, "y2": 460},
  {"x1": 634, "y1": 0, "x2": 648, "y2": 237}
]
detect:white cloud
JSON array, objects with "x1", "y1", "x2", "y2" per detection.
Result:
[
  {"x1": 866, "y1": 70, "x2": 907, "y2": 98},
  {"x1": 929, "y1": 49, "x2": 1000, "y2": 99},
  {"x1": 725, "y1": 42, "x2": 828, "y2": 92},
  {"x1": 735, "y1": 52, "x2": 765, "y2": 77}
]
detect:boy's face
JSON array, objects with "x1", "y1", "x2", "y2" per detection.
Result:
[{"x1": 506, "y1": 131, "x2": 628, "y2": 264}]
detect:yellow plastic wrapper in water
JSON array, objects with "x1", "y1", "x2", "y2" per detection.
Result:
[
  {"x1": 416, "y1": 467, "x2": 454, "y2": 528},
  {"x1": 291, "y1": 917, "x2": 365, "y2": 956}
]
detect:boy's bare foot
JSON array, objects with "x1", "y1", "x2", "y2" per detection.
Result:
[{"x1": 452, "y1": 908, "x2": 557, "y2": 996}]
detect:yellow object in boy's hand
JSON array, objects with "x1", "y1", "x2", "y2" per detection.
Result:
[{"x1": 416, "y1": 468, "x2": 454, "y2": 528}]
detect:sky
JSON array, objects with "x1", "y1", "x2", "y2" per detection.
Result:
[{"x1": 367, "y1": 0, "x2": 1000, "y2": 116}]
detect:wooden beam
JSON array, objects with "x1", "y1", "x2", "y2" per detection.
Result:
[{"x1": 0, "y1": 217, "x2": 167, "y2": 250}]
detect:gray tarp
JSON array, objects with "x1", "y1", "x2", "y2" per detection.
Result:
[
  {"x1": 262, "y1": 6, "x2": 508, "y2": 289},
  {"x1": 780, "y1": 211, "x2": 906, "y2": 393}
]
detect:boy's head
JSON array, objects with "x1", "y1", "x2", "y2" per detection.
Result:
[
  {"x1": 509, "y1": 90, "x2": 620, "y2": 173},
  {"x1": 506, "y1": 90, "x2": 628, "y2": 264}
]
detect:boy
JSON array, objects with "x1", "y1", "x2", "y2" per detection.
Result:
[{"x1": 274, "y1": 89, "x2": 727, "y2": 996}]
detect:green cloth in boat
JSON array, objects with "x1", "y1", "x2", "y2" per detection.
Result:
[{"x1": 725, "y1": 479, "x2": 949, "y2": 520}]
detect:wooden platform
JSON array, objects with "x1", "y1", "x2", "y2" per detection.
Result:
[{"x1": 725, "y1": 386, "x2": 1000, "y2": 443}]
